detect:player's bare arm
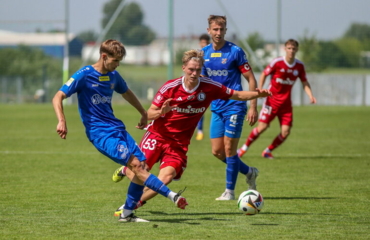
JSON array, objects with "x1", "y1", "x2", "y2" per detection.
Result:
[
  {"x1": 52, "y1": 91, "x2": 68, "y2": 139},
  {"x1": 302, "y1": 81, "x2": 317, "y2": 104},
  {"x1": 258, "y1": 72, "x2": 268, "y2": 90},
  {"x1": 230, "y1": 89, "x2": 272, "y2": 101},
  {"x1": 121, "y1": 89, "x2": 148, "y2": 129},
  {"x1": 147, "y1": 99, "x2": 177, "y2": 120},
  {"x1": 242, "y1": 70, "x2": 258, "y2": 126}
]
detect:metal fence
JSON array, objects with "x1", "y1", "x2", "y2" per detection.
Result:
[{"x1": 1, "y1": 74, "x2": 370, "y2": 106}]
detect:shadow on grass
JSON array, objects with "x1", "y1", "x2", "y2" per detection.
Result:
[{"x1": 264, "y1": 197, "x2": 336, "y2": 200}]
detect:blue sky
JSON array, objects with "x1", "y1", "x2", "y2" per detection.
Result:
[{"x1": 1, "y1": 0, "x2": 369, "y2": 41}]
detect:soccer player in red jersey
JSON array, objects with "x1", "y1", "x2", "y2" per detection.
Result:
[
  {"x1": 238, "y1": 39, "x2": 316, "y2": 159},
  {"x1": 112, "y1": 49, "x2": 271, "y2": 215}
]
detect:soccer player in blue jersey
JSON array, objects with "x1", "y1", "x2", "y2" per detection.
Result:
[
  {"x1": 52, "y1": 39, "x2": 187, "y2": 222},
  {"x1": 201, "y1": 15, "x2": 259, "y2": 200},
  {"x1": 196, "y1": 33, "x2": 211, "y2": 141}
]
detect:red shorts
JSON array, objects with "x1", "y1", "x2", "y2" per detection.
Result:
[
  {"x1": 139, "y1": 131, "x2": 188, "y2": 180},
  {"x1": 258, "y1": 102, "x2": 293, "y2": 126}
]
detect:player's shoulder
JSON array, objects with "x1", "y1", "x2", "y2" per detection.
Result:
[
  {"x1": 270, "y1": 56, "x2": 285, "y2": 66},
  {"x1": 74, "y1": 65, "x2": 94, "y2": 76},
  {"x1": 200, "y1": 76, "x2": 223, "y2": 87},
  {"x1": 159, "y1": 77, "x2": 183, "y2": 93},
  {"x1": 294, "y1": 58, "x2": 305, "y2": 66}
]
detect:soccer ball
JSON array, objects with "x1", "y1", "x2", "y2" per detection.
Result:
[{"x1": 237, "y1": 190, "x2": 264, "y2": 215}]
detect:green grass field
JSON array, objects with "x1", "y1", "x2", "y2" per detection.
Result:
[{"x1": 1, "y1": 104, "x2": 369, "y2": 240}]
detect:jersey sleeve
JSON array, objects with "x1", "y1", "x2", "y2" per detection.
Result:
[
  {"x1": 263, "y1": 61, "x2": 276, "y2": 76},
  {"x1": 235, "y1": 47, "x2": 252, "y2": 74},
  {"x1": 114, "y1": 73, "x2": 128, "y2": 94},
  {"x1": 299, "y1": 64, "x2": 308, "y2": 82},
  {"x1": 152, "y1": 86, "x2": 170, "y2": 107},
  {"x1": 60, "y1": 70, "x2": 84, "y2": 97},
  {"x1": 212, "y1": 83, "x2": 234, "y2": 100}
]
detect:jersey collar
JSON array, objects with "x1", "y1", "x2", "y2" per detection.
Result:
[{"x1": 181, "y1": 76, "x2": 200, "y2": 93}]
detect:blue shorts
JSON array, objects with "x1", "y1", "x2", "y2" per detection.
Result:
[
  {"x1": 210, "y1": 110, "x2": 246, "y2": 139},
  {"x1": 92, "y1": 130, "x2": 145, "y2": 166}
]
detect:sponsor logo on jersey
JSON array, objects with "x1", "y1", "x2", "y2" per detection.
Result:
[
  {"x1": 176, "y1": 97, "x2": 183, "y2": 101},
  {"x1": 174, "y1": 105, "x2": 206, "y2": 114},
  {"x1": 197, "y1": 92, "x2": 206, "y2": 101},
  {"x1": 99, "y1": 76, "x2": 110, "y2": 81},
  {"x1": 222, "y1": 58, "x2": 227, "y2": 64},
  {"x1": 211, "y1": 53, "x2": 222, "y2": 57},
  {"x1": 276, "y1": 78, "x2": 295, "y2": 85},
  {"x1": 206, "y1": 68, "x2": 228, "y2": 77},
  {"x1": 91, "y1": 94, "x2": 112, "y2": 104},
  {"x1": 280, "y1": 68, "x2": 285, "y2": 72},
  {"x1": 187, "y1": 95, "x2": 195, "y2": 100},
  {"x1": 65, "y1": 78, "x2": 75, "y2": 86},
  {"x1": 92, "y1": 84, "x2": 99, "y2": 87}
]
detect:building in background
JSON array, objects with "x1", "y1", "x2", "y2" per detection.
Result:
[{"x1": 0, "y1": 30, "x2": 83, "y2": 58}]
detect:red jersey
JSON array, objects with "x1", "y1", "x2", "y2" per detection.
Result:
[
  {"x1": 147, "y1": 76, "x2": 234, "y2": 145},
  {"x1": 264, "y1": 57, "x2": 307, "y2": 106}
]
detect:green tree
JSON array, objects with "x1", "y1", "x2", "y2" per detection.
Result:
[
  {"x1": 77, "y1": 30, "x2": 98, "y2": 43},
  {"x1": 298, "y1": 31, "x2": 322, "y2": 71},
  {"x1": 316, "y1": 41, "x2": 349, "y2": 68},
  {"x1": 102, "y1": 0, "x2": 155, "y2": 45},
  {"x1": 343, "y1": 23, "x2": 370, "y2": 42},
  {"x1": 245, "y1": 32, "x2": 264, "y2": 51}
]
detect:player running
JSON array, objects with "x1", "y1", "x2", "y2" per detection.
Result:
[
  {"x1": 112, "y1": 49, "x2": 271, "y2": 215},
  {"x1": 238, "y1": 39, "x2": 316, "y2": 159}
]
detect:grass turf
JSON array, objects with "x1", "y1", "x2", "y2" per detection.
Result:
[{"x1": 0, "y1": 104, "x2": 369, "y2": 239}]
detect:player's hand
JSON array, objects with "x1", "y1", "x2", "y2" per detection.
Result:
[
  {"x1": 160, "y1": 98, "x2": 177, "y2": 115},
  {"x1": 310, "y1": 96, "x2": 317, "y2": 104},
  {"x1": 56, "y1": 121, "x2": 68, "y2": 139},
  {"x1": 256, "y1": 88, "x2": 272, "y2": 98},
  {"x1": 246, "y1": 107, "x2": 258, "y2": 126},
  {"x1": 136, "y1": 111, "x2": 148, "y2": 129}
]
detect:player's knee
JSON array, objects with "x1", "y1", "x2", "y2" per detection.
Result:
[{"x1": 212, "y1": 150, "x2": 225, "y2": 160}]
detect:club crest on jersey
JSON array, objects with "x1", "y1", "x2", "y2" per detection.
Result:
[
  {"x1": 99, "y1": 76, "x2": 110, "y2": 81},
  {"x1": 293, "y1": 70, "x2": 299, "y2": 76},
  {"x1": 197, "y1": 92, "x2": 206, "y2": 101},
  {"x1": 222, "y1": 58, "x2": 227, "y2": 64}
]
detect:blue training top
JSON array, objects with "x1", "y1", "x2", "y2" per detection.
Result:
[
  {"x1": 201, "y1": 41, "x2": 248, "y2": 114},
  {"x1": 60, "y1": 66, "x2": 128, "y2": 141}
]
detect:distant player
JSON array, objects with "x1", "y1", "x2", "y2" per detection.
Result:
[
  {"x1": 111, "y1": 49, "x2": 271, "y2": 215},
  {"x1": 196, "y1": 33, "x2": 211, "y2": 141},
  {"x1": 52, "y1": 39, "x2": 187, "y2": 223},
  {"x1": 238, "y1": 39, "x2": 316, "y2": 159},
  {"x1": 201, "y1": 15, "x2": 260, "y2": 201}
]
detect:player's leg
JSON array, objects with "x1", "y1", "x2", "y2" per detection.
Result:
[
  {"x1": 262, "y1": 109, "x2": 292, "y2": 159},
  {"x1": 238, "y1": 104, "x2": 274, "y2": 157},
  {"x1": 196, "y1": 116, "x2": 204, "y2": 140},
  {"x1": 238, "y1": 122, "x2": 269, "y2": 157}
]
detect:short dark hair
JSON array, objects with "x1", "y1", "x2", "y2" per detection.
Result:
[
  {"x1": 285, "y1": 39, "x2": 299, "y2": 47},
  {"x1": 199, "y1": 33, "x2": 210, "y2": 42}
]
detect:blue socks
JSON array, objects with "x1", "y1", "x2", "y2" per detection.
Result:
[
  {"x1": 144, "y1": 174, "x2": 171, "y2": 197},
  {"x1": 225, "y1": 154, "x2": 250, "y2": 190},
  {"x1": 124, "y1": 182, "x2": 144, "y2": 210}
]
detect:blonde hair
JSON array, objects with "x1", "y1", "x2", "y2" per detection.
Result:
[
  {"x1": 208, "y1": 15, "x2": 227, "y2": 27},
  {"x1": 182, "y1": 50, "x2": 205, "y2": 66},
  {"x1": 100, "y1": 39, "x2": 126, "y2": 58}
]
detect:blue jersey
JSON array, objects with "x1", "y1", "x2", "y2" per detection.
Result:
[
  {"x1": 202, "y1": 41, "x2": 250, "y2": 113},
  {"x1": 60, "y1": 66, "x2": 128, "y2": 141}
]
